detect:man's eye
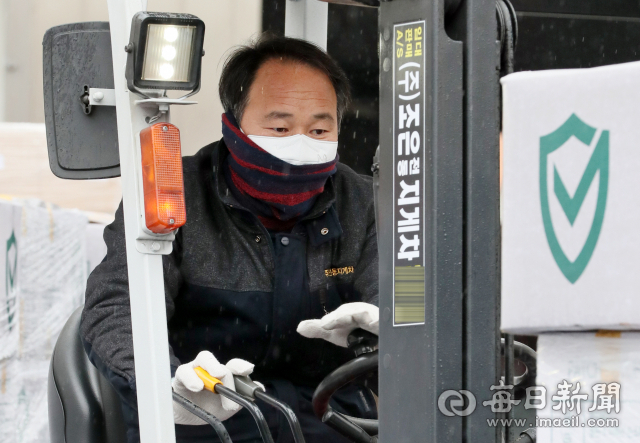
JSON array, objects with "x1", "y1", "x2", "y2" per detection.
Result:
[
  {"x1": 273, "y1": 128, "x2": 288, "y2": 133},
  {"x1": 311, "y1": 129, "x2": 327, "y2": 135}
]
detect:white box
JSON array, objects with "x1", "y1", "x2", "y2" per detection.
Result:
[
  {"x1": 0, "y1": 201, "x2": 21, "y2": 360},
  {"x1": 537, "y1": 332, "x2": 639, "y2": 443},
  {"x1": 501, "y1": 61, "x2": 640, "y2": 334}
]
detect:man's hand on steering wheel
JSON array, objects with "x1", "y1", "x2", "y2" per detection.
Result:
[{"x1": 297, "y1": 302, "x2": 379, "y2": 347}]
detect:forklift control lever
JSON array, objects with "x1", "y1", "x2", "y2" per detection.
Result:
[
  {"x1": 194, "y1": 367, "x2": 275, "y2": 443},
  {"x1": 235, "y1": 375, "x2": 307, "y2": 443},
  {"x1": 194, "y1": 366, "x2": 224, "y2": 392},
  {"x1": 172, "y1": 391, "x2": 233, "y2": 443}
]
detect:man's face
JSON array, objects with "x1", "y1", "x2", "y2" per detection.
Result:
[{"x1": 239, "y1": 59, "x2": 339, "y2": 142}]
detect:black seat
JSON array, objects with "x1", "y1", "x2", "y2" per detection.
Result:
[{"x1": 48, "y1": 306, "x2": 127, "y2": 443}]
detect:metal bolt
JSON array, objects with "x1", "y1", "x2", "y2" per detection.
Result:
[
  {"x1": 281, "y1": 237, "x2": 290, "y2": 246},
  {"x1": 124, "y1": 43, "x2": 134, "y2": 53},
  {"x1": 92, "y1": 91, "x2": 104, "y2": 102},
  {"x1": 162, "y1": 126, "x2": 169, "y2": 132},
  {"x1": 255, "y1": 235, "x2": 261, "y2": 243},
  {"x1": 151, "y1": 242, "x2": 161, "y2": 251},
  {"x1": 320, "y1": 228, "x2": 329, "y2": 236},
  {"x1": 169, "y1": 218, "x2": 175, "y2": 224}
]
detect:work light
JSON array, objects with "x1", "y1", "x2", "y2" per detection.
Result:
[{"x1": 126, "y1": 12, "x2": 205, "y2": 94}]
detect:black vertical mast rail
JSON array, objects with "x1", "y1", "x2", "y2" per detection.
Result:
[
  {"x1": 446, "y1": 0, "x2": 501, "y2": 441},
  {"x1": 379, "y1": 0, "x2": 500, "y2": 441},
  {"x1": 378, "y1": 0, "x2": 465, "y2": 441}
]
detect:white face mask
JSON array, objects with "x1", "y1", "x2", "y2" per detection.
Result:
[{"x1": 246, "y1": 134, "x2": 338, "y2": 166}]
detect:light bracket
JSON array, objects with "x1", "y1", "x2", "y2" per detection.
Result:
[{"x1": 88, "y1": 87, "x2": 117, "y2": 106}]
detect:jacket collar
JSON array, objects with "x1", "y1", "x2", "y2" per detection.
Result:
[{"x1": 210, "y1": 140, "x2": 341, "y2": 244}]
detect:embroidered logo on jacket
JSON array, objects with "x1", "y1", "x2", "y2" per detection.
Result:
[{"x1": 324, "y1": 266, "x2": 354, "y2": 277}]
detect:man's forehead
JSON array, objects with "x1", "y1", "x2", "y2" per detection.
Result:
[
  {"x1": 248, "y1": 61, "x2": 336, "y2": 112},
  {"x1": 253, "y1": 60, "x2": 334, "y2": 93}
]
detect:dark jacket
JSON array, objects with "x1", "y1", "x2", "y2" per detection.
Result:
[{"x1": 80, "y1": 140, "x2": 379, "y2": 442}]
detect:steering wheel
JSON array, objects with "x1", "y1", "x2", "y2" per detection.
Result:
[
  {"x1": 311, "y1": 331, "x2": 538, "y2": 443},
  {"x1": 311, "y1": 329, "x2": 379, "y2": 443}
]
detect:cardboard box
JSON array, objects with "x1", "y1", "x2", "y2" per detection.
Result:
[
  {"x1": 537, "y1": 332, "x2": 639, "y2": 443},
  {"x1": 501, "y1": 61, "x2": 640, "y2": 334}
]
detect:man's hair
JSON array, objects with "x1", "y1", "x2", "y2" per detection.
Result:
[{"x1": 219, "y1": 33, "x2": 351, "y2": 126}]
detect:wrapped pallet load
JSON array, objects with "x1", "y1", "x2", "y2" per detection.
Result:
[
  {"x1": 0, "y1": 121, "x2": 114, "y2": 443},
  {"x1": 501, "y1": 61, "x2": 640, "y2": 441},
  {"x1": 0, "y1": 200, "x2": 89, "y2": 443},
  {"x1": 537, "y1": 333, "x2": 637, "y2": 442},
  {"x1": 0, "y1": 201, "x2": 22, "y2": 443}
]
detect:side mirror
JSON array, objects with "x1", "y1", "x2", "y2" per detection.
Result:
[{"x1": 43, "y1": 22, "x2": 120, "y2": 179}]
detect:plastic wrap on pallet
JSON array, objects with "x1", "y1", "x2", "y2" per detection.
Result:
[
  {"x1": 0, "y1": 200, "x2": 88, "y2": 443},
  {"x1": 537, "y1": 332, "x2": 639, "y2": 443},
  {"x1": 14, "y1": 360, "x2": 50, "y2": 442},
  {"x1": 19, "y1": 200, "x2": 88, "y2": 360},
  {"x1": 0, "y1": 358, "x2": 21, "y2": 443},
  {"x1": 0, "y1": 202, "x2": 21, "y2": 360}
]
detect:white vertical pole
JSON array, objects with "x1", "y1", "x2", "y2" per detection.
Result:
[
  {"x1": 106, "y1": 1, "x2": 177, "y2": 442},
  {"x1": 284, "y1": 0, "x2": 329, "y2": 51}
]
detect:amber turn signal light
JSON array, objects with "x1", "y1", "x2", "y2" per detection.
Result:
[{"x1": 140, "y1": 122, "x2": 186, "y2": 234}]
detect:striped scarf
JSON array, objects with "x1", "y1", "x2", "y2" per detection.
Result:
[{"x1": 221, "y1": 113, "x2": 338, "y2": 231}]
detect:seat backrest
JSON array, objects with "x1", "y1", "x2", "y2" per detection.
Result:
[{"x1": 48, "y1": 306, "x2": 127, "y2": 443}]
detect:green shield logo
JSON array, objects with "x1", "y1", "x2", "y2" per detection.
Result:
[{"x1": 539, "y1": 114, "x2": 609, "y2": 284}]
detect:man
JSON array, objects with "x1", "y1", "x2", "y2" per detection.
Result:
[{"x1": 81, "y1": 34, "x2": 379, "y2": 443}]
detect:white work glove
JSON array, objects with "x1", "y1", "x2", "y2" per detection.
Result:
[
  {"x1": 297, "y1": 302, "x2": 379, "y2": 347},
  {"x1": 172, "y1": 351, "x2": 255, "y2": 425}
]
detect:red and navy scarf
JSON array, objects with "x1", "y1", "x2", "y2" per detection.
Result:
[{"x1": 221, "y1": 113, "x2": 338, "y2": 231}]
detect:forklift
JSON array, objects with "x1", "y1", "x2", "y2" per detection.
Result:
[{"x1": 43, "y1": 0, "x2": 539, "y2": 442}]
